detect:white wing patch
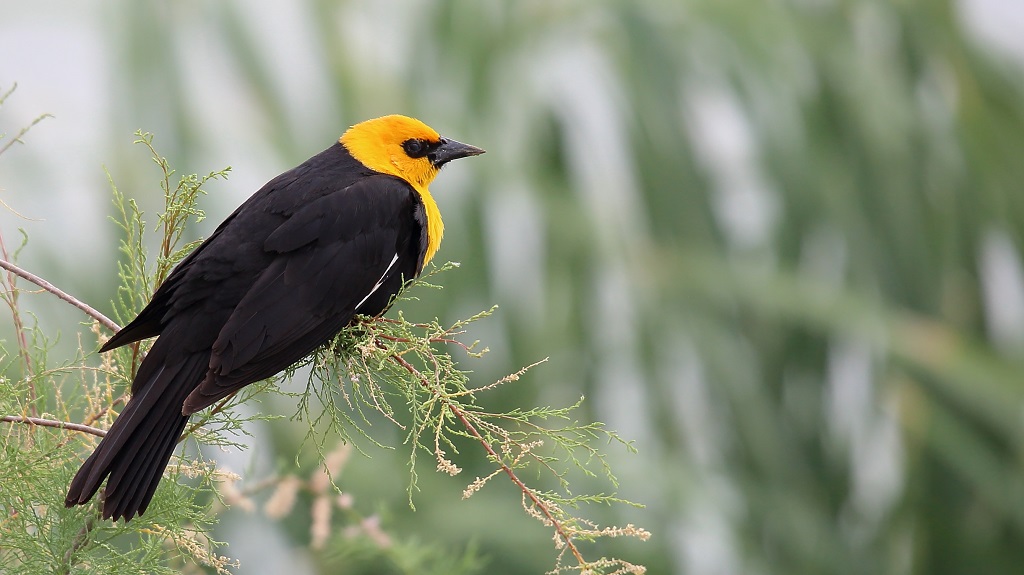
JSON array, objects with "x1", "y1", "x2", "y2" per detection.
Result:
[{"x1": 355, "y1": 253, "x2": 399, "y2": 310}]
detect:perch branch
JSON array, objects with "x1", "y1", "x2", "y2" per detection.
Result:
[
  {"x1": 0, "y1": 257, "x2": 120, "y2": 333},
  {"x1": 2, "y1": 415, "x2": 107, "y2": 437}
]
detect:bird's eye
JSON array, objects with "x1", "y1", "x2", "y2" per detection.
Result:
[{"x1": 402, "y1": 138, "x2": 429, "y2": 158}]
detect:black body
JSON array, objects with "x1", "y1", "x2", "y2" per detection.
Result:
[{"x1": 65, "y1": 143, "x2": 428, "y2": 521}]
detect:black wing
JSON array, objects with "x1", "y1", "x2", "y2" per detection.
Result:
[{"x1": 181, "y1": 176, "x2": 422, "y2": 412}]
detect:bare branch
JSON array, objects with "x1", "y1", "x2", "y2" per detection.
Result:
[
  {"x1": 2, "y1": 415, "x2": 107, "y2": 437},
  {"x1": 0, "y1": 257, "x2": 121, "y2": 333}
]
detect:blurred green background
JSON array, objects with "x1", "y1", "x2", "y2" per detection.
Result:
[{"x1": 4, "y1": 0, "x2": 1024, "y2": 573}]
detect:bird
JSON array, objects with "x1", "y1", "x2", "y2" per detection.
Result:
[{"x1": 65, "y1": 115, "x2": 484, "y2": 521}]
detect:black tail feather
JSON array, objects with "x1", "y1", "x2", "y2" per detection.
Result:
[
  {"x1": 106, "y1": 404, "x2": 190, "y2": 521},
  {"x1": 129, "y1": 417, "x2": 190, "y2": 518},
  {"x1": 65, "y1": 351, "x2": 207, "y2": 522}
]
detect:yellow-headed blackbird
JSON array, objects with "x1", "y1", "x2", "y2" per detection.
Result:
[{"x1": 65, "y1": 115, "x2": 484, "y2": 521}]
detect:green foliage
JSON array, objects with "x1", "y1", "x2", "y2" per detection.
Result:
[
  {"x1": 301, "y1": 287, "x2": 649, "y2": 572},
  {"x1": 0, "y1": 132, "x2": 240, "y2": 575}
]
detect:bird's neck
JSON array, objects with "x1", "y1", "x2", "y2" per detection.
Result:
[{"x1": 413, "y1": 182, "x2": 444, "y2": 267}]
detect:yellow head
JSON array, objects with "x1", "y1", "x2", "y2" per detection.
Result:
[
  {"x1": 340, "y1": 115, "x2": 484, "y2": 188},
  {"x1": 339, "y1": 115, "x2": 484, "y2": 266}
]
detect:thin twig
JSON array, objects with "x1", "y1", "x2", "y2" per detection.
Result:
[
  {"x1": 375, "y1": 332, "x2": 476, "y2": 353},
  {"x1": 0, "y1": 112, "x2": 53, "y2": 157},
  {"x1": 447, "y1": 406, "x2": 587, "y2": 563},
  {"x1": 0, "y1": 257, "x2": 121, "y2": 333},
  {"x1": 386, "y1": 351, "x2": 588, "y2": 567},
  {"x1": 0, "y1": 235, "x2": 37, "y2": 416},
  {"x1": 81, "y1": 394, "x2": 129, "y2": 428},
  {"x1": 373, "y1": 316, "x2": 432, "y2": 329},
  {"x1": 1, "y1": 415, "x2": 107, "y2": 437}
]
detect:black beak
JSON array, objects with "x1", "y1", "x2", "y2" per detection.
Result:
[{"x1": 429, "y1": 138, "x2": 485, "y2": 167}]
